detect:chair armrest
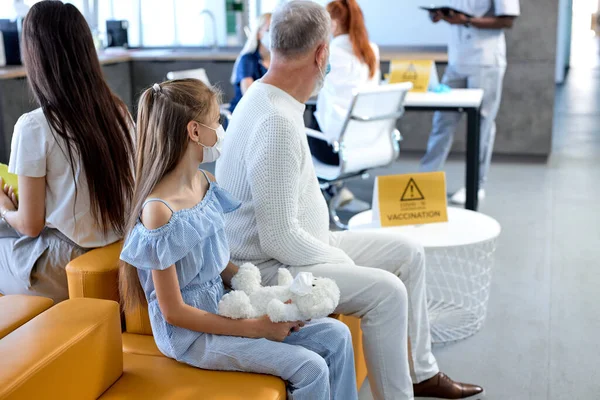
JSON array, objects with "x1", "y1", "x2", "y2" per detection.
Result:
[
  {"x1": 306, "y1": 128, "x2": 327, "y2": 140},
  {"x1": 0, "y1": 295, "x2": 53, "y2": 339},
  {"x1": 220, "y1": 105, "x2": 232, "y2": 121},
  {"x1": 0, "y1": 298, "x2": 123, "y2": 400},
  {"x1": 66, "y1": 241, "x2": 123, "y2": 302}
]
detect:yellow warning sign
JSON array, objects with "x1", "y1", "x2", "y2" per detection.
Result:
[
  {"x1": 389, "y1": 60, "x2": 435, "y2": 93},
  {"x1": 376, "y1": 172, "x2": 448, "y2": 227}
]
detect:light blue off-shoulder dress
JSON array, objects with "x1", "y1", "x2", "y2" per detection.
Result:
[{"x1": 120, "y1": 170, "x2": 357, "y2": 400}]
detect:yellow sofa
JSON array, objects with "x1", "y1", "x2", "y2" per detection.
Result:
[
  {"x1": 1, "y1": 298, "x2": 287, "y2": 400},
  {"x1": 66, "y1": 241, "x2": 367, "y2": 398},
  {"x1": 0, "y1": 298, "x2": 123, "y2": 400},
  {"x1": 0, "y1": 294, "x2": 53, "y2": 339}
]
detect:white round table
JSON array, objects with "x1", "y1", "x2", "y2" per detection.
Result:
[{"x1": 348, "y1": 207, "x2": 501, "y2": 343}]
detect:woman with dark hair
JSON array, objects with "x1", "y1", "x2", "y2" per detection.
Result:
[{"x1": 0, "y1": 1, "x2": 134, "y2": 302}]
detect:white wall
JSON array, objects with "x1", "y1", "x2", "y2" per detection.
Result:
[
  {"x1": 356, "y1": 0, "x2": 449, "y2": 46},
  {"x1": 260, "y1": 0, "x2": 449, "y2": 47}
]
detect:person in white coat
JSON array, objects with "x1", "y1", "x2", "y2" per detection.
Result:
[
  {"x1": 420, "y1": 0, "x2": 520, "y2": 204},
  {"x1": 308, "y1": 0, "x2": 380, "y2": 206}
]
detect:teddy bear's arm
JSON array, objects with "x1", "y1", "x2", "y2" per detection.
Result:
[{"x1": 266, "y1": 299, "x2": 304, "y2": 323}]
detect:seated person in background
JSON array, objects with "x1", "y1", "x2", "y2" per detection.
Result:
[
  {"x1": 229, "y1": 13, "x2": 271, "y2": 112},
  {"x1": 0, "y1": 1, "x2": 134, "y2": 303},
  {"x1": 308, "y1": 0, "x2": 380, "y2": 206},
  {"x1": 119, "y1": 79, "x2": 357, "y2": 400},
  {"x1": 216, "y1": 2, "x2": 483, "y2": 399}
]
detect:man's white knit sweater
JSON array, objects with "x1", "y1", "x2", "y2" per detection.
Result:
[{"x1": 216, "y1": 82, "x2": 353, "y2": 267}]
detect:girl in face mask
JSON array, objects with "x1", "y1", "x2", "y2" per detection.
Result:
[
  {"x1": 119, "y1": 79, "x2": 357, "y2": 400},
  {"x1": 229, "y1": 13, "x2": 272, "y2": 113}
]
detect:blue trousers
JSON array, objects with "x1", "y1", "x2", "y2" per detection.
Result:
[
  {"x1": 179, "y1": 317, "x2": 358, "y2": 400},
  {"x1": 420, "y1": 64, "x2": 506, "y2": 186}
]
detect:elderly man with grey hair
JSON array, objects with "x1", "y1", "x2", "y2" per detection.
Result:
[{"x1": 216, "y1": 1, "x2": 483, "y2": 399}]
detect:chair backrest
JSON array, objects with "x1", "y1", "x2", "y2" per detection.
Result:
[
  {"x1": 338, "y1": 82, "x2": 412, "y2": 175},
  {"x1": 166, "y1": 68, "x2": 211, "y2": 86},
  {"x1": 66, "y1": 241, "x2": 153, "y2": 336}
]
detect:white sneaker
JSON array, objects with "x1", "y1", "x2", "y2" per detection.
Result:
[
  {"x1": 449, "y1": 187, "x2": 485, "y2": 205},
  {"x1": 333, "y1": 187, "x2": 355, "y2": 209}
]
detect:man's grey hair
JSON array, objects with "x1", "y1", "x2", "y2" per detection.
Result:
[{"x1": 270, "y1": 1, "x2": 331, "y2": 57}]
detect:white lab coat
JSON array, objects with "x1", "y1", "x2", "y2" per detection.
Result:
[
  {"x1": 315, "y1": 34, "x2": 380, "y2": 144},
  {"x1": 420, "y1": 0, "x2": 520, "y2": 186},
  {"x1": 448, "y1": 0, "x2": 521, "y2": 67}
]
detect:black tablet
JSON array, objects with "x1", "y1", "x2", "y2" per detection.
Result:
[{"x1": 420, "y1": 6, "x2": 473, "y2": 18}]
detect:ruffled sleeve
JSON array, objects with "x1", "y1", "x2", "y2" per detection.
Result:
[
  {"x1": 120, "y1": 216, "x2": 208, "y2": 271},
  {"x1": 213, "y1": 184, "x2": 242, "y2": 214}
]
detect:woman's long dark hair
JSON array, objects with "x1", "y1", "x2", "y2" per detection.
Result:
[{"x1": 21, "y1": 1, "x2": 134, "y2": 237}]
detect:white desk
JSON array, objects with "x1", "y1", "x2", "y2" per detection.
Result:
[
  {"x1": 305, "y1": 88, "x2": 485, "y2": 210},
  {"x1": 403, "y1": 89, "x2": 484, "y2": 211},
  {"x1": 405, "y1": 89, "x2": 484, "y2": 108}
]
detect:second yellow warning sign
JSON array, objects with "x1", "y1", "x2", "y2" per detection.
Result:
[{"x1": 376, "y1": 172, "x2": 448, "y2": 227}]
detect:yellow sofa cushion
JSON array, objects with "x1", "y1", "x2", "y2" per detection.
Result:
[
  {"x1": 99, "y1": 352, "x2": 286, "y2": 400},
  {"x1": 121, "y1": 332, "x2": 163, "y2": 357},
  {"x1": 0, "y1": 298, "x2": 123, "y2": 400},
  {"x1": 0, "y1": 295, "x2": 53, "y2": 340},
  {"x1": 66, "y1": 241, "x2": 122, "y2": 303}
]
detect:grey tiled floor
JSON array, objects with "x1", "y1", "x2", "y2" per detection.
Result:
[{"x1": 348, "y1": 67, "x2": 600, "y2": 399}]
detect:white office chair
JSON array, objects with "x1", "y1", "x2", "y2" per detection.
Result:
[
  {"x1": 308, "y1": 82, "x2": 413, "y2": 229},
  {"x1": 166, "y1": 68, "x2": 232, "y2": 121}
]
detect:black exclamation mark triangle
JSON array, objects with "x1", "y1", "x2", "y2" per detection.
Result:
[
  {"x1": 402, "y1": 63, "x2": 418, "y2": 81},
  {"x1": 400, "y1": 178, "x2": 425, "y2": 202}
]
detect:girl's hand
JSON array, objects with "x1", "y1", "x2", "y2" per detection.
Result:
[{"x1": 252, "y1": 315, "x2": 305, "y2": 342}]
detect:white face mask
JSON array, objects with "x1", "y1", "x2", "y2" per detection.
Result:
[
  {"x1": 197, "y1": 123, "x2": 225, "y2": 164},
  {"x1": 311, "y1": 49, "x2": 331, "y2": 97}
]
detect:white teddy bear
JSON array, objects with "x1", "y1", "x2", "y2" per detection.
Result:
[{"x1": 218, "y1": 263, "x2": 340, "y2": 323}]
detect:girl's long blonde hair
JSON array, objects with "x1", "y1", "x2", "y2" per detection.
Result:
[
  {"x1": 119, "y1": 79, "x2": 219, "y2": 313},
  {"x1": 230, "y1": 13, "x2": 272, "y2": 84}
]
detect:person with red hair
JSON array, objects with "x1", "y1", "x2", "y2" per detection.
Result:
[
  {"x1": 309, "y1": 1, "x2": 485, "y2": 399},
  {"x1": 309, "y1": 0, "x2": 380, "y2": 169}
]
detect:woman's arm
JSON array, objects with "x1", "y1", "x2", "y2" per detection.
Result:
[
  {"x1": 152, "y1": 265, "x2": 301, "y2": 341},
  {"x1": 240, "y1": 77, "x2": 255, "y2": 94},
  {"x1": 0, "y1": 176, "x2": 45, "y2": 237}
]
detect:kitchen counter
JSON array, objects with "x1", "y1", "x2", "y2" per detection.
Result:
[{"x1": 0, "y1": 46, "x2": 448, "y2": 80}]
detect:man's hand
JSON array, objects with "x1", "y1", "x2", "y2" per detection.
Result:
[
  {"x1": 429, "y1": 11, "x2": 443, "y2": 23},
  {"x1": 442, "y1": 10, "x2": 469, "y2": 25}
]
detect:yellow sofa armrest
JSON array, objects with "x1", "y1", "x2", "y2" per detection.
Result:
[
  {"x1": 0, "y1": 298, "x2": 123, "y2": 400},
  {"x1": 66, "y1": 241, "x2": 123, "y2": 302},
  {"x1": 0, "y1": 295, "x2": 53, "y2": 339}
]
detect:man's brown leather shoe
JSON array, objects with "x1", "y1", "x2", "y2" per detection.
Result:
[{"x1": 413, "y1": 372, "x2": 484, "y2": 399}]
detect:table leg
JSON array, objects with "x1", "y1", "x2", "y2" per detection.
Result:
[{"x1": 465, "y1": 107, "x2": 481, "y2": 211}]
